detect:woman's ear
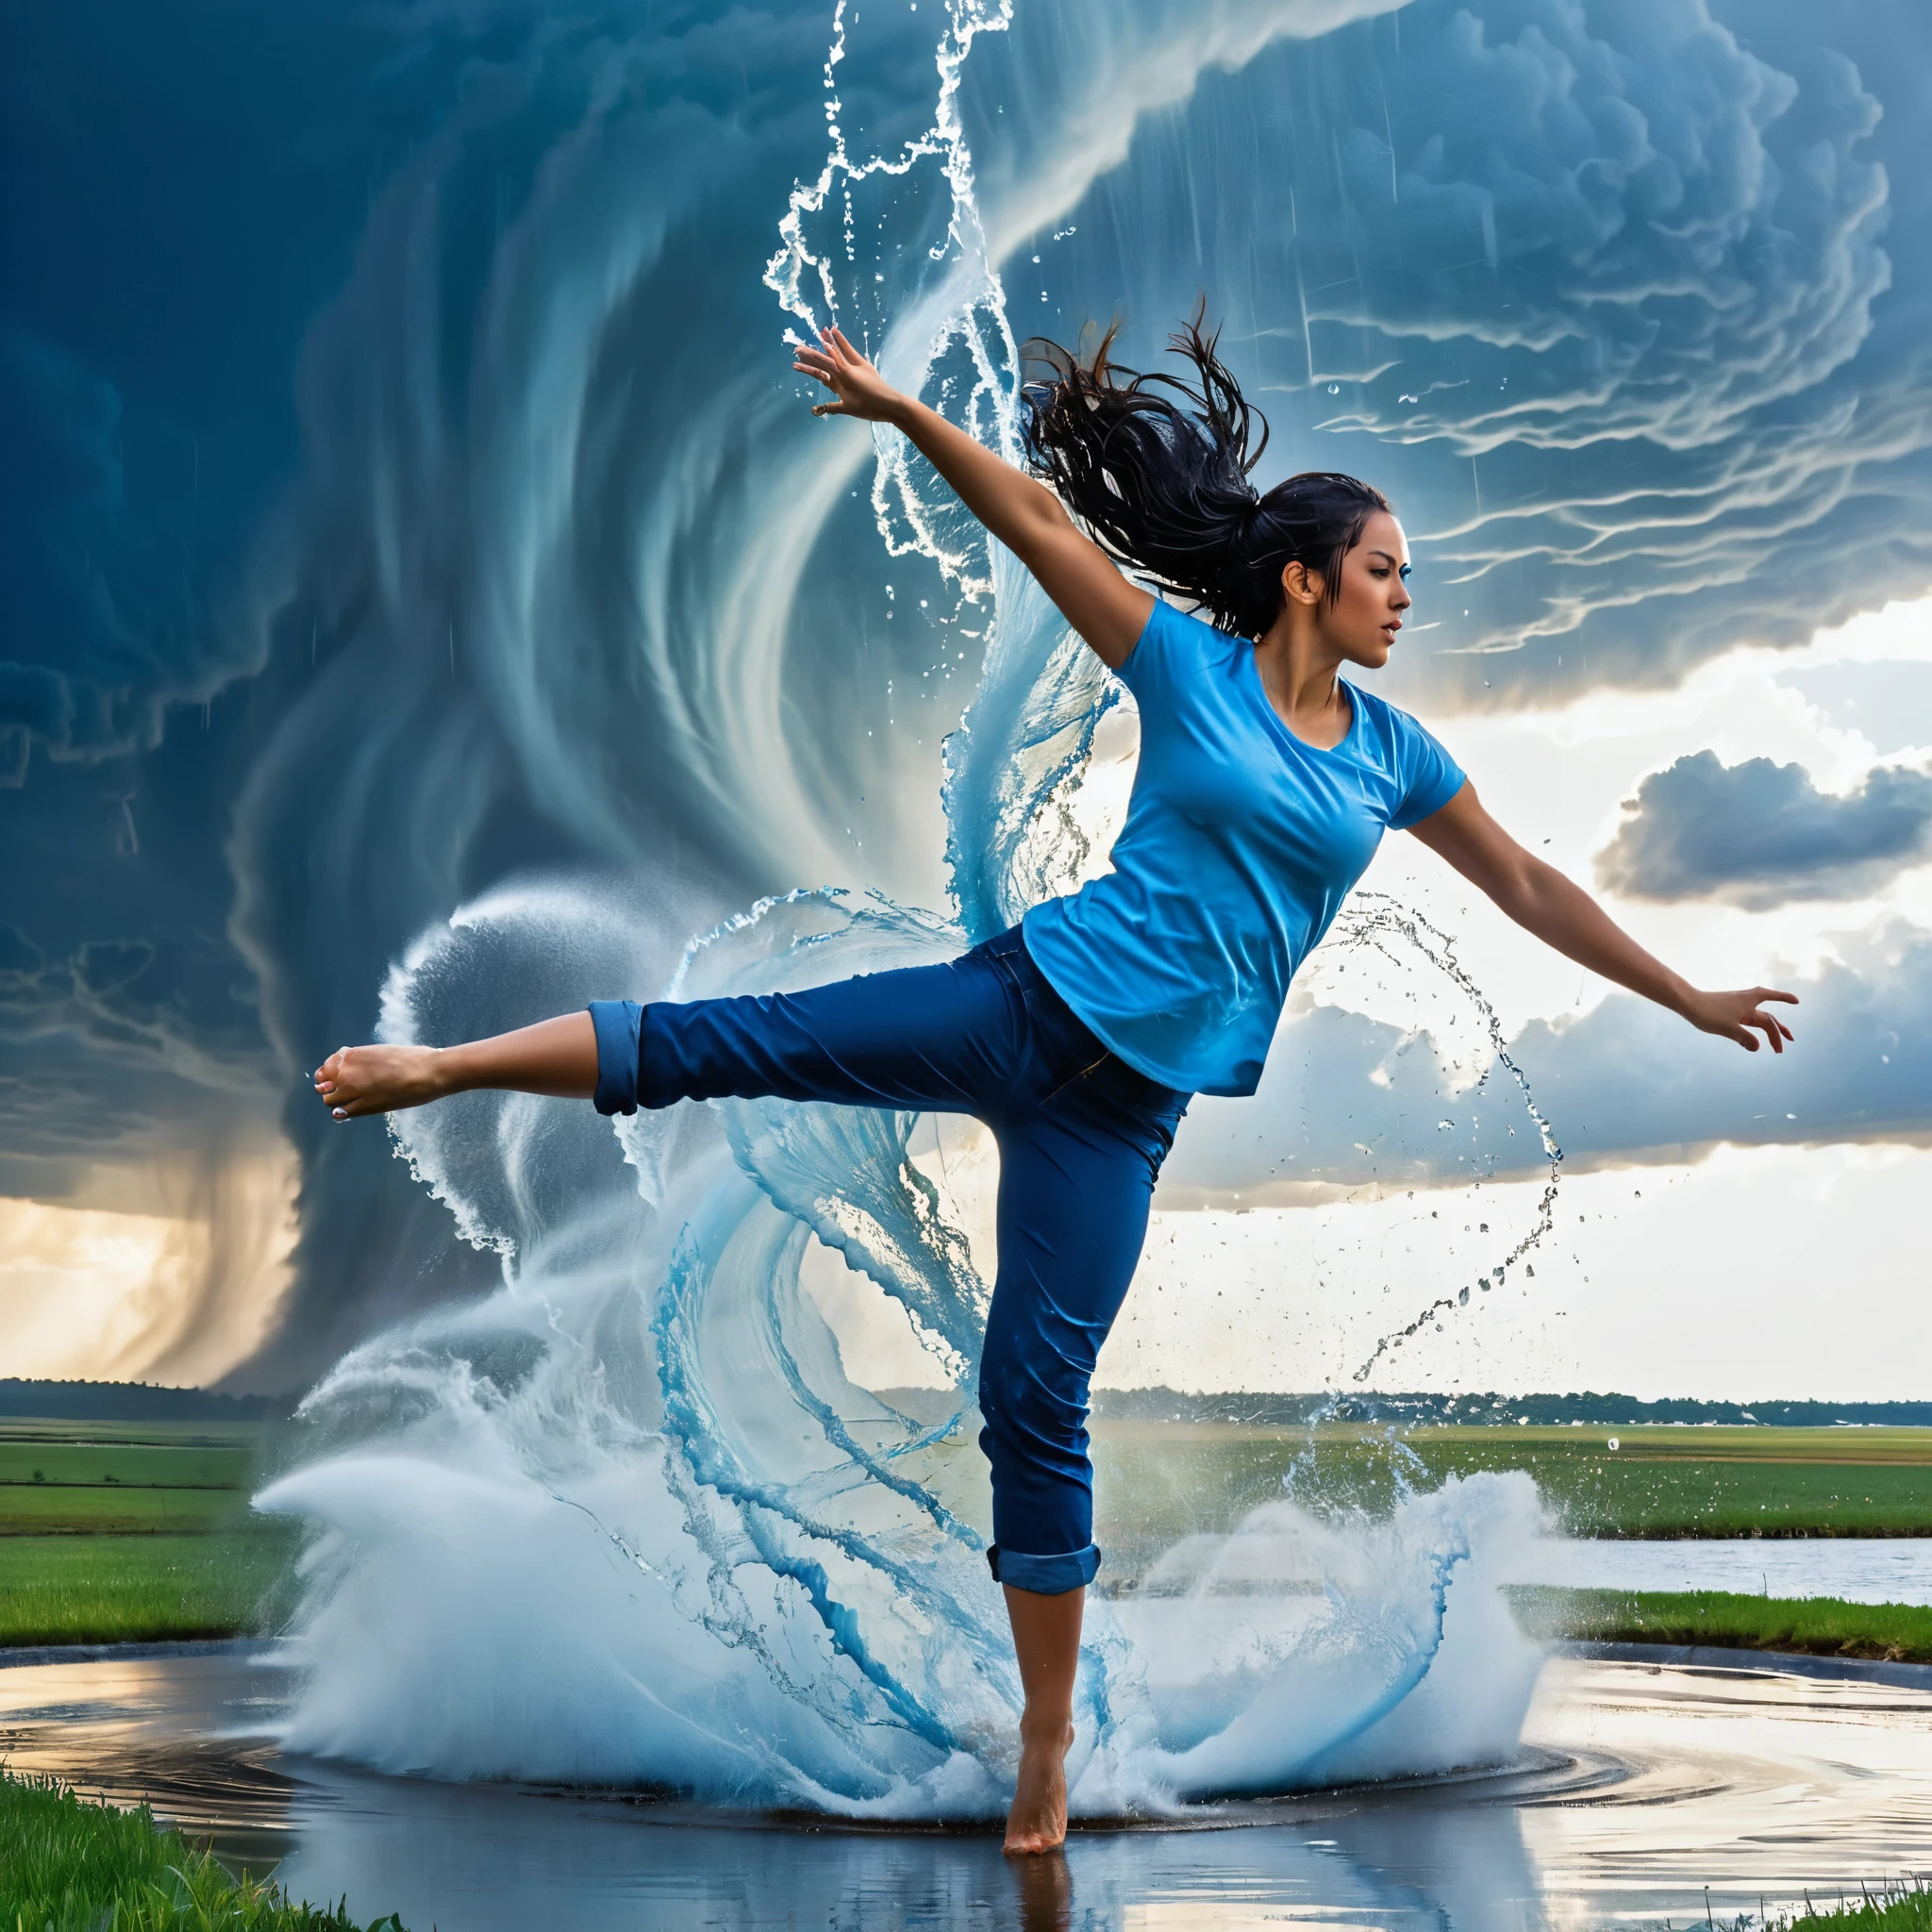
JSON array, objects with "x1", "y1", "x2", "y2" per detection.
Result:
[{"x1": 1280, "y1": 558, "x2": 1324, "y2": 607}]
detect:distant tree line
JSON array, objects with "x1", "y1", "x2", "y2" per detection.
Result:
[
  {"x1": 0, "y1": 1379, "x2": 293, "y2": 1423},
  {"x1": 8, "y1": 1377, "x2": 1927, "y2": 1429}
]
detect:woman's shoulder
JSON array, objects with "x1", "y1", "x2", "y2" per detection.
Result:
[
  {"x1": 1122, "y1": 598, "x2": 1243, "y2": 686},
  {"x1": 1343, "y1": 678, "x2": 1437, "y2": 745}
]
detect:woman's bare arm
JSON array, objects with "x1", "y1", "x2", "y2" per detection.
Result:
[
  {"x1": 313, "y1": 1013, "x2": 599, "y2": 1119},
  {"x1": 793, "y1": 325, "x2": 1153, "y2": 667},
  {"x1": 1407, "y1": 782, "x2": 1798, "y2": 1053}
]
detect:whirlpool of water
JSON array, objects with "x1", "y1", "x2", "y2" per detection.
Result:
[{"x1": 257, "y1": 0, "x2": 1561, "y2": 1818}]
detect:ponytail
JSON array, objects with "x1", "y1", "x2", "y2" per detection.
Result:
[{"x1": 1020, "y1": 307, "x2": 1389, "y2": 639}]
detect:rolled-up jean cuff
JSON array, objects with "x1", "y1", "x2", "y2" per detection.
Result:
[
  {"x1": 985, "y1": 1543, "x2": 1100, "y2": 1594},
  {"x1": 588, "y1": 1000, "x2": 643, "y2": 1116}
]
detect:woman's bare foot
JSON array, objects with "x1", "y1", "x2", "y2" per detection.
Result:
[
  {"x1": 313, "y1": 1042, "x2": 447, "y2": 1119},
  {"x1": 1003, "y1": 1717, "x2": 1074, "y2": 1855}
]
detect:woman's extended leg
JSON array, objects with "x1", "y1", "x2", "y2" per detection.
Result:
[
  {"x1": 315, "y1": 1014, "x2": 599, "y2": 1117},
  {"x1": 313, "y1": 941, "x2": 1030, "y2": 1123}
]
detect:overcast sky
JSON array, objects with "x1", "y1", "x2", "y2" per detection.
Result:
[{"x1": 3, "y1": 0, "x2": 1928, "y2": 1398}]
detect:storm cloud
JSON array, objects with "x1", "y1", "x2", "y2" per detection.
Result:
[
  {"x1": 977, "y1": 0, "x2": 1932, "y2": 708},
  {"x1": 5, "y1": 0, "x2": 1932, "y2": 1388},
  {"x1": 1596, "y1": 750, "x2": 1932, "y2": 907}
]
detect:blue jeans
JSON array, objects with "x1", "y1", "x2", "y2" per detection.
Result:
[{"x1": 588, "y1": 926, "x2": 1190, "y2": 1594}]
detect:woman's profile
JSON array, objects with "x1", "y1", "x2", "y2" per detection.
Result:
[{"x1": 312, "y1": 311, "x2": 1795, "y2": 1855}]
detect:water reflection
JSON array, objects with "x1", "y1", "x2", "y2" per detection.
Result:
[{"x1": 1008, "y1": 1852, "x2": 1073, "y2": 1932}]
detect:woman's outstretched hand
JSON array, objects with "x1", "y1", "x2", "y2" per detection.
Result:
[
  {"x1": 793, "y1": 325, "x2": 904, "y2": 423},
  {"x1": 1678, "y1": 985, "x2": 1799, "y2": 1053}
]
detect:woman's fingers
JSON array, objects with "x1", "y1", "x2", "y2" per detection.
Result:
[
  {"x1": 1750, "y1": 987, "x2": 1796, "y2": 1053},
  {"x1": 1693, "y1": 986, "x2": 1799, "y2": 1052},
  {"x1": 794, "y1": 323, "x2": 890, "y2": 422}
]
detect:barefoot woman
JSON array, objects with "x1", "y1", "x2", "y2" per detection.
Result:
[{"x1": 314, "y1": 317, "x2": 1795, "y2": 1852}]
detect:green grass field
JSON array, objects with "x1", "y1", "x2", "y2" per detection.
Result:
[
  {"x1": 0, "y1": 1420, "x2": 263, "y2": 1534},
  {"x1": 0, "y1": 1419, "x2": 295, "y2": 1646},
  {"x1": 1512, "y1": 1588, "x2": 1932, "y2": 1664},
  {"x1": 0, "y1": 1530, "x2": 301, "y2": 1647},
  {"x1": 0, "y1": 1771, "x2": 406, "y2": 1931},
  {"x1": 1092, "y1": 1422, "x2": 1932, "y2": 1557},
  {"x1": 5, "y1": 1415, "x2": 1930, "y2": 1649}
]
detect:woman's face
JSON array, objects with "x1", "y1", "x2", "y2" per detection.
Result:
[{"x1": 1318, "y1": 509, "x2": 1412, "y2": 667}]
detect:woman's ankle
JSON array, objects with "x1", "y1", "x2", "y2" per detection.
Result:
[{"x1": 1018, "y1": 1709, "x2": 1074, "y2": 1749}]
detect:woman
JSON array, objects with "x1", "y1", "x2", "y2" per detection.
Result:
[{"x1": 313, "y1": 316, "x2": 1796, "y2": 1854}]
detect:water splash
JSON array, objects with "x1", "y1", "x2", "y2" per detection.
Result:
[
  {"x1": 1325, "y1": 892, "x2": 1565, "y2": 1384},
  {"x1": 764, "y1": 0, "x2": 1020, "y2": 599},
  {"x1": 258, "y1": 1, "x2": 1556, "y2": 1817}
]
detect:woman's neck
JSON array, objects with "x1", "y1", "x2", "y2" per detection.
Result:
[{"x1": 1251, "y1": 620, "x2": 1352, "y2": 750}]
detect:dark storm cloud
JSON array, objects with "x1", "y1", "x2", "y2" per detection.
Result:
[
  {"x1": 1596, "y1": 751, "x2": 1932, "y2": 908},
  {"x1": 978, "y1": 0, "x2": 1932, "y2": 708},
  {"x1": 1, "y1": 0, "x2": 972, "y2": 1386},
  {"x1": 0, "y1": 328, "x2": 220, "y2": 783},
  {"x1": 0, "y1": 906, "x2": 276, "y2": 1202},
  {"x1": 1162, "y1": 927, "x2": 1932, "y2": 1204}
]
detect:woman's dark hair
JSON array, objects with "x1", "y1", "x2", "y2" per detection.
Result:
[{"x1": 1020, "y1": 307, "x2": 1391, "y2": 639}]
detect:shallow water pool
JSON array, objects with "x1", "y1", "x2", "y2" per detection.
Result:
[{"x1": 4, "y1": 1643, "x2": 1930, "y2": 1929}]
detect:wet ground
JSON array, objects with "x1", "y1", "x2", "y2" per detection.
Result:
[{"x1": 5, "y1": 1642, "x2": 1931, "y2": 1929}]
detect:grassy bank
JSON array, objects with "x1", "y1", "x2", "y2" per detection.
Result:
[
  {"x1": 0, "y1": 1771, "x2": 404, "y2": 1930},
  {"x1": 0, "y1": 1530, "x2": 300, "y2": 1647},
  {"x1": 1093, "y1": 1422, "x2": 1932, "y2": 1553},
  {"x1": 1511, "y1": 1587, "x2": 1932, "y2": 1664},
  {"x1": 1774, "y1": 1885, "x2": 1932, "y2": 1928}
]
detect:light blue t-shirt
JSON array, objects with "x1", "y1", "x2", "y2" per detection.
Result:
[{"x1": 1022, "y1": 599, "x2": 1465, "y2": 1098}]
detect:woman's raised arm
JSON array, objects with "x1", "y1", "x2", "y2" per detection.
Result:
[
  {"x1": 1407, "y1": 780, "x2": 1799, "y2": 1053},
  {"x1": 794, "y1": 325, "x2": 1152, "y2": 668}
]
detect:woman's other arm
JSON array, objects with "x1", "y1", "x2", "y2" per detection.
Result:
[
  {"x1": 793, "y1": 326, "x2": 1153, "y2": 667},
  {"x1": 1407, "y1": 782, "x2": 1798, "y2": 1053}
]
